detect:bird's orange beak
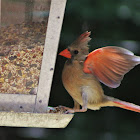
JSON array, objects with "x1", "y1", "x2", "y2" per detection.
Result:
[{"x1": 59, "y1": 49, "x2": 72, "y2": 58}]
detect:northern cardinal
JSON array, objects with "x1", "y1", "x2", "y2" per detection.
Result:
[{"x1": 59, "y1": 31, "x2": 140, "y2": 113}]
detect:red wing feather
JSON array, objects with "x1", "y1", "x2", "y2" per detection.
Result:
[{"x1": 83, "y1": 46, "x2": 140, "y2": 88}]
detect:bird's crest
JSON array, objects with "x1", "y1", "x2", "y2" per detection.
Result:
[{"x1": 70, "y1": 31, "x2": 91, "y2": 49}]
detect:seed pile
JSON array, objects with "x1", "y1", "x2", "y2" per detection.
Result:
[{"x1": 0, "y1": 22, "x2": 47, "y2": 94}]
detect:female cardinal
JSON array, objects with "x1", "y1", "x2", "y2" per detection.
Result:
[{"x1": 59, "y1": 31, "x2": 140, "y2": 113}]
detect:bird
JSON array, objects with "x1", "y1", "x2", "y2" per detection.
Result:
[{"x1": 59, "y1": 31, "x2": 140, "y2": 113}]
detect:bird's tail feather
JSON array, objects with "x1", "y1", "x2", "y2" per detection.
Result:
[{"x1": 106, "y1": 96, "x2": 140, "y2": 113}]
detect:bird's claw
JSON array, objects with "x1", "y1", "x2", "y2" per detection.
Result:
[
  {"x1": 47, "y1": 106, "x2": 71, "y2": 113},
  {"x1": 58, "y1": 105, "x2": 75, "y2": 114},
  {"x1": 65, "y1": 110, "x2": 75, "y2": 114}
]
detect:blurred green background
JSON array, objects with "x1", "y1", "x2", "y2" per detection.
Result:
[{"x1": 1, "y1": 0, "x2": 140, "y2": 139}]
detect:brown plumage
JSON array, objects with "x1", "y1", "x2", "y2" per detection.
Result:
[{"x1": 59, "y1": 31, "x2": 140, "y2": 113}]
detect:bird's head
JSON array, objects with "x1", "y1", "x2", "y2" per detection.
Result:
[{"x1": 59, "y1": 31, "x2": 91, "y2": 61}]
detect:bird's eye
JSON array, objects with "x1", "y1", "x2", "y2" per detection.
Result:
[
  {"x1": 74, "y1": 50, "x2": 79, "y2": 54},
  {"x1": 68, "y1": 48, "x2": 70, "y2": 51}
]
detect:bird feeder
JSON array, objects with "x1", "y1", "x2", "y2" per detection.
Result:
[{"x1": 0, "y1": 0, "x2": 73, "y2": 128}]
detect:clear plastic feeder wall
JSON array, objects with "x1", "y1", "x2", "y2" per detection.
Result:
[{"x1": 0, "y1": 0, "x2": 51, "y2": 95}]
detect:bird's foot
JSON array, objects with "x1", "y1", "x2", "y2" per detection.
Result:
[
  {"x1": 65, "y1": 108, "x2": 87, "y2": 114},
  {"x1": 47, "y1": 106, "x2": 70, "y2": 114},
  {"x1": 58, "y1": 105, "x2": 74, "y2": 114},
  {"x1": 58, "y1": 106, "x2": 87, "y2": 114}
]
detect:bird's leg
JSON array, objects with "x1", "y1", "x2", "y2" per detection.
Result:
[
  {"x1": 65, "y1": 92, "x2": 88, "y2": 113},
  {"x1": 75, "y1": 91, "x2": 88, "y2": 112},
  {"x1": 59, "y1": 99, "x2": 80, "y2": 113},
  {"x1": 74, "y1": 99, "x2": 80, "y2": 110}
]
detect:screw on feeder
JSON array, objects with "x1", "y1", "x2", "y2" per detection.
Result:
[
  {"x1": 20, "y1": 106, "x2": 23, "y2": 109},
  {"x1": 50, "y1": 68, "x2": 54, "y2": 71},
  {"x1": 39, "y1": 100, "x2": 42, "y2": 103}
]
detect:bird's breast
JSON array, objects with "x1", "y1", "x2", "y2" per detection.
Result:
[{"x1": 62, "y1": 60, "x2": 104, "y2": 105}]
